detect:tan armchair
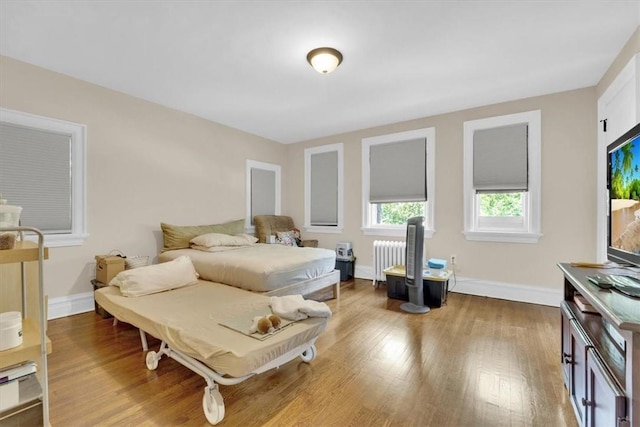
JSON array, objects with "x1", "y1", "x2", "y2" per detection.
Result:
[{"x1": 253, "y1": 215, "x2": 318, "y2": 247}]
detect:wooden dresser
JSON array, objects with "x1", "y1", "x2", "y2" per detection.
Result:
[{"x1": 558, "y1": 263, "x2": 639, "y2": 427}]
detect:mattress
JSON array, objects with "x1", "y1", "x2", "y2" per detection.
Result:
[
  {"x1": 94, "y1": 281, "x2": 327, "y2": 377},
  {"x1": 158, "y1": 244, "x2": 336, "y2": 292}
]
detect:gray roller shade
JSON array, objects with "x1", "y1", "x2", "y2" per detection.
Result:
[
  {"x1": 251, "y1": 168, "x2": 276, "y2": 223},
  {"x1": 369, "y1": 138, "x2": 427, "y2": 203},
  {"x1": 473, "y1": 123, "x2": 528, "y2": 192},
  {"x1": 0, "y1": 123, "x2": 72, "y2": 233},
  {"x1": 310, "y1": 150, "x2": 338, "y2": 226}
]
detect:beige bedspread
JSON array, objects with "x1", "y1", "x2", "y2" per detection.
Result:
[
  {"x1": 94, "y1": 281, "x2": 327, "y2": 377},
  {"x1": 158, "y1": 244, "x2": 336, "y2": 292}
]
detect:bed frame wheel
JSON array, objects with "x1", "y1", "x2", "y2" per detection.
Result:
[
  {"x1": 300, "y1": 345, "x2": 317, "y2": 363},
  {"x1": 202, "y1": 386, "x2": 225, "y2": 425},
  {"x1": 146, "y1": 351, "x2": 159, "y2": 370}
]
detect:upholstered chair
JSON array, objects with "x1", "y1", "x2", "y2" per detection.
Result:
[{"x1": 253, "y1": 215, "x2": 318, "y2": 247}]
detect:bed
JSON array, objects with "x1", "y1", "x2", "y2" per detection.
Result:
[
  {"x1": 159, "y1": 244, "x2": 340, "y2": 298},
  {"x1": 160, "y1": 219, "x2": 341, "y2": 299},
  {"x1": 95, "y1": 278, "x2": 328, "y2": 424}
]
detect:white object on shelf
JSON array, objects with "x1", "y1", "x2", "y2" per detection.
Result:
[
  {"x1": 336, "y1": 242, "x2": 353, "y2": 260},
  {"x1": 0, "y1": 378, "x2": 18, "y2": 411},
  {"x1": 0, "y1": 361, "x2": 37, "y2": 383},
  {"x1": 0, "y1": 312, "x2": 22, "y2": 351}
]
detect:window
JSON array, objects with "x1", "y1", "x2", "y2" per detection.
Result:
[
  {"x1": 245, "y1": 160, "x2": 281, "y2": 233},
  {"x1": 362, "y1": 128, "x2": 435, "y2": 237},
  {"x1": 0, "y1": 108, "x2": 87, "y2": 247},
  {"x1": 463, "y1": 110, "x2": 541, "y2": 243},
  {"x1": 304, "y1": 143, "x2": 343, "y2": 233}
]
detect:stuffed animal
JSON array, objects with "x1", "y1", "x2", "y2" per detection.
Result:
[
  {"x1": 249, "y1": 314, "x2": 283, "y2": 334},
  {"x1": 268, "y1": 314, "x2": 281, "y2": 329}
]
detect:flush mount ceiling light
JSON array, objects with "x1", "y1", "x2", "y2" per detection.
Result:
[{"x1": 306, "y1": 47, "x2": 343, "y2": 74}]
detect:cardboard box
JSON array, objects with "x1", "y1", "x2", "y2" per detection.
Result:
[{"x1": 95, "y1": 255, "x2": 125, "y2": 285}]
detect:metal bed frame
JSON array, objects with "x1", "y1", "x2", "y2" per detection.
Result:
[{"x1": 141, "y1": 331, "x2": 317, "y2": 424}]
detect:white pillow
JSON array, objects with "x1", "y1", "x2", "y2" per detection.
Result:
[
  {"x1": 109, "y1": 255, "x2": 199, "y2": 297},
  {"x1": 190, "y1": 233, "x2": 258, "y2": 248},
  {"x1": 276, "y1": 230, "x2": 298, "y2": 247}
]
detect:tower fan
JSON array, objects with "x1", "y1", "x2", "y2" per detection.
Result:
[{"x1": 400, "y1": 216, "x2": 430, "y2": 314}]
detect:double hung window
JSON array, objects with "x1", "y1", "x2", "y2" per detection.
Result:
[
  {"x1": 245, "y1": 160, "x2": 281, "y2": 232},
  {"x1": 0, "y1": 108, "x2": 87, "y2": 247},
  {"x1": 304, "y1": 143, "x2": 343, "y2": 233},
  {"x1": 362, "y1": 128, "x2": 435, "y2": 237},
  {"x1": 463, "y1": 110, "x2": 541, "y2": 243}
]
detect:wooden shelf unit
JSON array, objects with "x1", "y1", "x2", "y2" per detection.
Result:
[
  {"x1": 558, "y1": 263, "x2": 639, "y2": 427},
  {"x1": 0, "y1": 231, "x2": 50, "y2": 426}
]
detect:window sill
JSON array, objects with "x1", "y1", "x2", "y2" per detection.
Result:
[
  {"x1": 463, "y1": 230, "x2": 541, "y2": 244},
  {"x1": 24, "y1": 232, "x2": 89, "y2": 248},
  {"x1": 362, "y1": 227, "x2": 435, "y2": 238},
  {"x1": 303, "y1": 226, "x2": 343, "y2": 234}
]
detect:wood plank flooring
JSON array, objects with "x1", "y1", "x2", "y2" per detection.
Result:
[{"x1": 47, "y1": 279, "x2": 578, "y2": 426}]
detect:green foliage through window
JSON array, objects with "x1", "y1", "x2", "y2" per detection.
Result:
[
  {"x1": 374, "y1": 202, "x2": 425, "y2": 225},
  {"x1": 478, "y1": 193, "x2": 523, "y2": 216}
]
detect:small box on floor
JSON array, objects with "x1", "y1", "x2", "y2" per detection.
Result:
[{"x1": 95, "y1": 255, "x2": 125, "y2": 285}]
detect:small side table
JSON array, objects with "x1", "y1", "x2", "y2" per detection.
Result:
[{"x1": 335, "y1": 257, "x2": 356, "y2": 281}]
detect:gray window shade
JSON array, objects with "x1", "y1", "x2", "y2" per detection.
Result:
[
  {"x1": 0, "y1": 123, "x2": 72, "y2": 233},
  {"x1": 250, "y1": 168, "x2": 276, "y2": 224},
  {"x1": 473, "y1": 123, "x2": 528, "y2": 192},
  {"x1": 310, "y1": 151, "x2": 338, "y2": 226},
  {"x1": 369, "y1": 138, "x2": 427, "y2": 203}
]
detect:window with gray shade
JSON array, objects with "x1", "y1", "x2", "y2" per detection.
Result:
[
  {"x1": 473, "y1": 123, "x2": 528, "y2": 192},
  {"x1": 245, "y1": 160, "x2": 281, "y2": 230},
  {"x1": 250, "y1": 168, "x2": 276, "y2": 223},
  {"x1": 310, "y1": 150, "x2": 338, "y2": 226},
  {"x1": 304, "y1": 143, "x2": 343, "y2": 233},
  {"x1": 369, "y1": 138, "x2": 427, "y2": 203},
  {"x1": 0, "y1": 123, "x2": 72, "y2": 233}
]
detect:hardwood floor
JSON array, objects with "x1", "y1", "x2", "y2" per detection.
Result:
[{"x1": 47, "y1": 279, "x2": 578, "y2": 426}]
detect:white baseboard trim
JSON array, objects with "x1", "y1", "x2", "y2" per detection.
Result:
[
  {"x1": 449, "y1": 276, "x2": 561, "y2": 307},
  {"x1": 355, "y1": 265, "x2": 561, "y2": 307},
  {"x1": 48, "y1": 291, "x2": 94, "y2": 320},
  {"x1": 48, "y1": 267, "x2": 561, "y2": 320}
]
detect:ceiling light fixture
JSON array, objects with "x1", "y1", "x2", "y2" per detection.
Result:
[{"x1": 306, "y1": 47, "x2": 343, "y2": 74}]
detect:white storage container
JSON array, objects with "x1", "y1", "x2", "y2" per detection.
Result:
[{"x1": 0, "y1": 311, "x2": 23, "y2": 351}]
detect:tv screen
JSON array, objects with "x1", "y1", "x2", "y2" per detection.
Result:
[{"x1": 608, "y1": 122, "x2": 640, "y2": 267}]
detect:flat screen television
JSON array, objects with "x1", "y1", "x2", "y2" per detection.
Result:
[{"x1": 607, "y1": 122, "x2": 640, "y2": 267}]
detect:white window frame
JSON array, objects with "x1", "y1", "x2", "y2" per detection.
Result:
[
  {"x1": 304, "y1": 143, "x2": 344, "y2": 233},
  {"x1": 245, "y1": 160, "x2": 281, "y2": 234},
  {"x1": 463, "y1": 110, "x2": 542, "y2": 243},
  {"x1": 361, "y1": 127, "x2": 436, "y2": 238},
  {"x1": 0, "y1": 108, "x2": 88, "y2": 247}
]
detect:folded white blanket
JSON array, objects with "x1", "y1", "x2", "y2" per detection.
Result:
[{"x1": 269, "y1": 295, "x2": 332, "y2": 321}]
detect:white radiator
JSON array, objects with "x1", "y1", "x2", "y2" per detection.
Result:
[{"x1": 373, "y1": 240, "x2": 406, "y2": 286}]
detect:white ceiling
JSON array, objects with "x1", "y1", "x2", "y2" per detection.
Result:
[{"x1": 1, "y1": 1, "x2": 639, "y2": 144}]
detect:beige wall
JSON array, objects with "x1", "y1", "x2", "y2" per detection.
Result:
[
  {"x1": 0, "y1": 56, "x2": 286, "y2": 300},
  {"x1": 286, "y1": 88, "x2": 597, "y2": 292}
]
